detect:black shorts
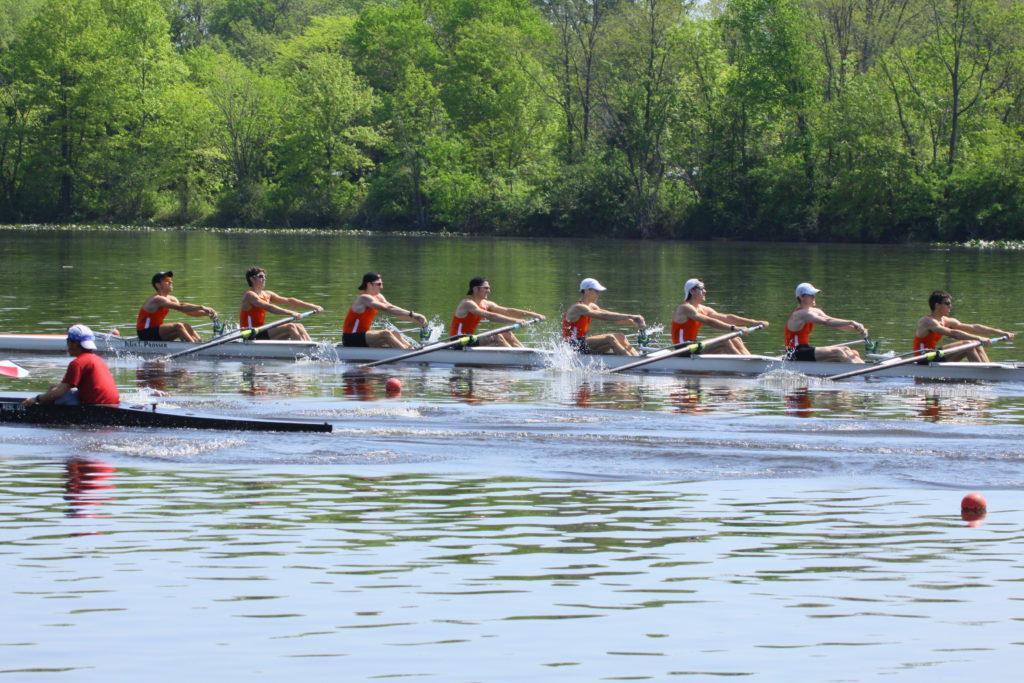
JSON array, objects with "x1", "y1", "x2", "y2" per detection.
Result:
[
  {"x1": 565, "y1": 337, "x2": 591, "y2": 355},
  {"x1": 342, "y1": 332, "x2": 368, "y2": 347},
  {"x1": 916, "y1": 348, "x2": 948, "y2": 365},
  {"x1": 786, "y1": 344, "x2": 816, "y2": 362},
  {"x1": 249, "y1": 329, "x2": 271, "y2": 341},
  {"x1": 137, "y1": 327, "x2": 162, "y2": 341}
]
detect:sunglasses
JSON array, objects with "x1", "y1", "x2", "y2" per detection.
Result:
[{"x1": 253, "y1": 273, "x2": 266, "y2": 279}]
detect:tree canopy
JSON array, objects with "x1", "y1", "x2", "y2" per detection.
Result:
[{"x1": 1, "y1": 0, "x2": 1023, "y2": 241}]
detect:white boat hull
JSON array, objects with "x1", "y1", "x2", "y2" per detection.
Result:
[{"x1": 2, "y1": 333, "x2": 1023, "y2": 381}]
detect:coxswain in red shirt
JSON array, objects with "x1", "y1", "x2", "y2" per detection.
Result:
[
  {"x1": 672, "y1": 278, "x2": 768, "y2": 354},
  {"x1": 784, "y1": 282, "x2": 868, "y2": 363},
  {"x1": 561, "y1": 278, "x2": 644, "y2": 356},
  {"x1": 239, "y1": 266, "x2": 322, "y2": 340},
  {"x1": 342, "y1": 272, "x2": 428, "y2": 348},
  {"x1": 137, "y1": 271, "x2": 218, "y2": 342},
  {"x1": 22, "y1": 325, "x2": 120, "y2": 407},
  {"x1": 912, "y1": 290, "x2": 1014, "y2": 362},
  {"x1": 450, "y1": 277, "x2": 546, "y2": 347}
]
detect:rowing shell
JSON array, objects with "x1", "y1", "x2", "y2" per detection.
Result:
[
  {"x1": 0, "y1": 394, "x2": 332, "y2": 432},
  {"x1": 1, "y1": 333, "x2": 1023, "y2": 381}
]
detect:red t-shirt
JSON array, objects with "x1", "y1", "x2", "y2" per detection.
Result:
[{"x1": 61, "y1": 352, "x2": 120, "y2": 405}]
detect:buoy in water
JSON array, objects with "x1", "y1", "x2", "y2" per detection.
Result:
[
  {"x1": 385, "y1": 377, "x2": 402, "y2": 395},
  {"x1": 961, "y1": 492, "x2": 987, "y2": 526},
  {"x1": 961, "y1": 492, "x2": 987, "y2": 512}
]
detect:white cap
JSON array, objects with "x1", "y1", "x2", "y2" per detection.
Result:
[
  {"x1": 684, "y1": 278, "x2": 703, "y2": 301},
  {"x1": 67, "y1": 324, "x2": 97, "y2": 350},
  {"x1": 795, "y1": 282, "x2": 821, "y2": 298},
  {"x1": 579, "y1": 277, "x2": 606, "y2": 292}
]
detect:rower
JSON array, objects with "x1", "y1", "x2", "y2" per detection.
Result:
[
  {"x1": 137, "y1": 271, "x2": 218, "y2": 342},
  {"x1": 562, "y1": 278, "x2": 645, "y2": 356},
  {"x1": 450, "y1": 277, "x2": 545, "y2": 347},
  {"x1": 673, "y1": 278, "x2": 768, "y2": 355},
  {"x1": 22, "y1": 325, "x2": 119, "y2": 407},
  {"x1": 240, "y1": 266, "x2": 322, "y2": 341},
  {"x1": 785, "y1": 282, "x2": 868, "y2": 363},
  {"x1": 912, "y1": 290, "x2": 1014, "y2": 362},
  {"x1": 342, "y1": 272, "x2": 428, "y2": 349}
]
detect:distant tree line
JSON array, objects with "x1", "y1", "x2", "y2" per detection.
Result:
[{"x1": 2, "y1": 0, "x2": 1023, "y2": 241}]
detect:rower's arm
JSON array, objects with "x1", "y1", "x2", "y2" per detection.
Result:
[
  {"x1": 486, "y1": 303, "x2": 546, "y2": 322},
  {"x1": 176, "y1": 302, "x2": 217, "y2": 318},
  {"x1": 588, "y1": 306, "x2": 646, "y2": 328},
  {"x1": 269, "y1": 293, "x2": 324, "y2": 313},
  {"x1": 954, "y1": 321, "x2": 1015, "y2": 339},
  {"x1": 369, "y1": 297, "x2": 428, "y2": 326},
  {"x1": 23, "y1": 382, "x2": 72, "y2": 406},
  {"x1": 246, "y1": 292, "x2": 296, "y2": 317},
  {"x1": 472, "y1": 302, "x2": 531, "y2": 324},
  {"x1": 805, "y1": 309, "x2": 867, "y2": 336}
]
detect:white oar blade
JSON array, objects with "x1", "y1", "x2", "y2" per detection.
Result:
[{"x1": 0, "y1": 360, "x2": 30, "y2": 378}]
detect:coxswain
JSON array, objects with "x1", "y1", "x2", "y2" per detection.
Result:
[
  {"x1": 912, "y1": 290, "x2": 1014, "y2": 362},
  {"x1": 239, "y1": 266, "x2": 322, "y2": 341},
  {"x1": 450, "y1": 277, "x2": 546, "y2": 347},
  {"x1": 137, "y1": 271, "x2": 218, "y2": 342},
  {"x1": 562, "y1": 278, "x2": 645, "y2": 356},
  {"x1": 22, "y1": 325, "x2": 120, "y2": 406},
  {"x1": 342, "y1": 272, "x2": 428, "y2": 348},
  {"x1": 785, "y1": 282, "x2": 867, "y2": 363},
  {"x1": 672, "y1": 278, "x2": 768, "y2": 354}
]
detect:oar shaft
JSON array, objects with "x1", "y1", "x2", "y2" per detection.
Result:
[
  {"x1": 610, "y1": 324, "x2": 765, "y2": 374},
  {"x1": 827, "y1": 335, "x2": 1008, "y2": 381},
  {"x1": 360, "y1": 318, "x2": 541, "y2": 368},
  {"x1": 161, "y1": 310, "x2": 318, "y2": 361}
]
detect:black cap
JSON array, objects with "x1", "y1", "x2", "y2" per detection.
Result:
[
  {"x1": 358, "y1": 272, "x2": 381, "y2": 291},
  {"x1": 151, "y1": 271, "x2": 173, "y2": 286},
  {"x1": 467, "y1": 277, "x2": 487, "y2": 295}
]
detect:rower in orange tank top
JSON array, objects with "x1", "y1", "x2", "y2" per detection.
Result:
[
  {"x1": 137, "y1": 304, "x2": 170, "y2": 333},
  {"x1": 561, "y1": 305, "x2": 591, "y2": 341},
  {"x1": 344, "y1": 307, "x2": 378, "y2": 334},
  {"x1": 450, "y1": 306, "x2": 484, "y2": 336},
  {"x1": 910, "y1": 290, "x2": 1013, "y2": 363},
  {"x1": 673, "y1": 279, "x2": 767, "y2": 355},
  {"x1": 240, "y1": 291, "x2": 271, "y2": 328},
  {"x1": 341, "y1": 272, "x2": 427, "y2": 348}
]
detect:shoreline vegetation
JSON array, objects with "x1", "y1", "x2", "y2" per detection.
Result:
[
  {"x1": 5, "y1": 222, "x2": 1022, "y2": 249},
  {"x1": 2, "y1": 1, "x2": 1024, "y2": 243}
]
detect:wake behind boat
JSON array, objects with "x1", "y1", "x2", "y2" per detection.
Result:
[{"x1": 0, "y1": 393, "x2": 332, "y2": 432}]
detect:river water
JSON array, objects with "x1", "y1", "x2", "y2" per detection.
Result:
[{"x1": 2, "y1": 227, "x2": 1024, "y2": 680}]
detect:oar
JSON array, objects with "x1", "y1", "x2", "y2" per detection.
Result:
[
  {"x1": 827, "y1": 335, "x2": 1009, "y2": 381},
  {"x1": 609, "y1": 324, "x2": 765, "y2": 374},
  {"x1": 0, "y1": 360, "x2": 29, "y2": 378},
  {"x1": 157, "y1": 310, "x2": 319, "y2": 361},
  {"x1": 359, "y1": 318, "x2": 542, "y2": 368}
]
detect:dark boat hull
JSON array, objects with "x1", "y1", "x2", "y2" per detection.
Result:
[{"x1": 0, "y1": 395, "x2": 331, "y2": 433}]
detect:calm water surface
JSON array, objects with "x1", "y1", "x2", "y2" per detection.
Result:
[{"x1": 2, "y1": 228, "x2": 1024, "y2": 680}]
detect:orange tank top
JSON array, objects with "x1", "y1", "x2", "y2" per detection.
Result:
[
  {"x1": 240, "y1": 291, "x2": 270, "y2": 328},
  {"x1": 562, "y1": 302, "x2": 591, "y2": 340},
  {"x1": 784, "y1": 310, "x2": 814, "y2": 349},
  {"x1": 672, "y1": 305, "x2": 704, "y2": 344},
  {"x1": 136, "y1": 301, "x2": 169, "y2": 331},
  {"x1": 344, "y1": 306, "x2": 378, "y2": 334},
  {"x1": 450, "y1": 299, "x2": 485, "y2": 336},
  {"x1": 913, "y1": 330, "x2": 943, "y2": 352}
]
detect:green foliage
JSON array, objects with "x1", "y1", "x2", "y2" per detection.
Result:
[{"x1": 0, "y1": 0, "x2": 1023, "y2": 240}]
